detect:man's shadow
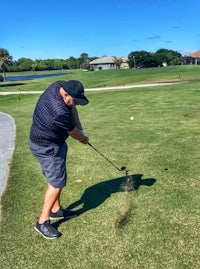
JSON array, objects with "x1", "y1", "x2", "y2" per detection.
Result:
[{"x1": 53, "y1": 174, "x2": 156, "y2": 228}]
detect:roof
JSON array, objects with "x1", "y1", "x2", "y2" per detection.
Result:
[
  {"x1": 90, "y1": 56, "x2": 128, "y2": 65},
  {"x1": 189, "y1": 50, "x2": 200, "y2": 58},
  {"x1": 90, "y1": 57, "x2": 115, "y2": 64}
]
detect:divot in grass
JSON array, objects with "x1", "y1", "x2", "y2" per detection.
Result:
[{"x1": 115, "y1": 172, "x2": 136, "y2": 229}]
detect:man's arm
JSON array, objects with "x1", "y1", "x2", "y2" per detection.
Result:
[
  {"x1": 72, "y1": 107, "x2": 83, "y2": 130},
  {"x1": 68, "y1": 127, "x2": 89, "y2": 144}
]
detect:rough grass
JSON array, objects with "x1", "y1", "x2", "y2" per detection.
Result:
[{"x1": 0, "y1": 70, "x2": 199, "y2": 268}]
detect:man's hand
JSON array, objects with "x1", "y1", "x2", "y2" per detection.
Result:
[{"x1": 79, "y1": 136, "x2": 89, "y2": 144}]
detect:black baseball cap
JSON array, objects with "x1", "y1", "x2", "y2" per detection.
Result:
[{"x1": 59, "y1": 80, "x2": 89, "y2": 105}]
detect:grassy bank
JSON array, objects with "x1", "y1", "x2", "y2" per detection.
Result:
[{"x1": 0, "y1": 69, "x2": 199, "y2": 268}]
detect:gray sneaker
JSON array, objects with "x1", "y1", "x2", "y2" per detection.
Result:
[
  {"x1": 34, "y1": 220, "x2": 61, "y2": 239},
  {"x1": 50, "y1": 206, "x2": 78, "y2": 220}
]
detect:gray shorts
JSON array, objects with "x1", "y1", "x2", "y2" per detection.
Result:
[{"x1": 29, "y1": 140, "x2": 68, "y2": 188}]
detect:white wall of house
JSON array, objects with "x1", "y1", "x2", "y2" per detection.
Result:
[
  {"x1": 91, "y1": 63, "x2": 116, "y2": 70},
  {"x1": 120, "y1": 62, "x2": 129, "y2": 69}
]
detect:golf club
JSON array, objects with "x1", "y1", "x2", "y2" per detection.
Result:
[{"x1": 88, "y1": 142, "x2": 128, "y2": 172}]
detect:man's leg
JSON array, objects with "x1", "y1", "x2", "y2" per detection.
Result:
[
  {"x1": 38, "y1": 183, "x2": 62, "y2": 224},
  {"x1": 51, "y1": 192, "x2": 61, "y2": 213}
]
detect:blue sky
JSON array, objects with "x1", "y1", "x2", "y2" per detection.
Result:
[{"x1": 1, "y1": 0, "x2": 200, "y2": 60}]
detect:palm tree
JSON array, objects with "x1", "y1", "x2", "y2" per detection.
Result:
[
  {"x1": 0, "y1": 48, "x2": 12, "y2": 81},
  {"x1": 114, "y1": 57, "x2": 123, "y2": 69}
]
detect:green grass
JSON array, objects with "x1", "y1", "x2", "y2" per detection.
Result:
[
  {"x1": 0, "y1": 67, "x2": 200, "y2": 268},
  {"x1": 1, "y1": 65, "x2": 200, "y2": 92}
]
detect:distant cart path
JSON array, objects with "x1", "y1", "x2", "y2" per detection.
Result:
[
  {"x1": 0, "y1": 81, "x2": 182, "y2": 95},
  {"x1": 0, "y1": 113, "x2": 16, "y2": 204}
]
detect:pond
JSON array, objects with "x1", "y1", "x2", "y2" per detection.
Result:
[{"x1": 5, "y1": 72, "x2": 66, "y2": 81}]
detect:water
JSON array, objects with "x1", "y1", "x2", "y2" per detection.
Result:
[{"x1": 6, "y1": 72, "x2": 66, "y2": 81}]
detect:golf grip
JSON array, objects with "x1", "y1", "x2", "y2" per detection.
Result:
[{"x1": 88, "y1": 142, "x2": 121, "y2": 171}]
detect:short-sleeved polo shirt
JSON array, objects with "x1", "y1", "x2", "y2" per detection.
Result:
[{"x1": 30, "y1": 81, "x2": 75, "y2": 145}]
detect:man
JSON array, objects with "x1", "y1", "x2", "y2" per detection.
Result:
[{"x1": 29, "y1": 80, "x2": 89, "y2": 239}]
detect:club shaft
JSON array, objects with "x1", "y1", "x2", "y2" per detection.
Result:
[{"x1": 88, "y1": 142, "x2": 121, "y2": 171}]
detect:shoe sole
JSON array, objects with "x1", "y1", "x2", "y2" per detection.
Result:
[
  {"x1": 49, "y1": 214, "x2": 77, "y2": 220},
  {"x1": 34, "y1": 226, "x2": 60, "y2": 240}
]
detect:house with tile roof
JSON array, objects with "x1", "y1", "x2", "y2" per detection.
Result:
[
  {"x1": 182, "y1": 50, "x2": 200, "y2": 65},
  {"x1": 189, "y1": 50, "x2": 200, "y2": 64}
]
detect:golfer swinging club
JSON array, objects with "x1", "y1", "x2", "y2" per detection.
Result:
[{"x1": 29, "y1": 80, "x2": 89, "y2": 239}]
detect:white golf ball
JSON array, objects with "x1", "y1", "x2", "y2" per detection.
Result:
[{"x1": 130, "y1": 116, "x2": 134, "y2": 121}]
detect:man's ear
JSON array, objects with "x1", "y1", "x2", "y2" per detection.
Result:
[{"x1": 59, "y1": 87, "x2": 68, "y2": 97}]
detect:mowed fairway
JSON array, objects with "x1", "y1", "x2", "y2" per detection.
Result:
[{"x1": 0, "y1": 68, "x2": 199, "y2": 269}]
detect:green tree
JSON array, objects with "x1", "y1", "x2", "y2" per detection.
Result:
[
  {"x1": 154, "y1": 49, "x2": 181, "y2": 66},
  {"x1": 128, "y1": 49, "x2": 182, "y2": 68},
  {"x1": 79, "y1": 53, "x2": 90, "y2": 69},
  {"x1": 0, "y1": 48, "x2": 13, "y2": 81},
  {"x1": 66, "y1": 56, "x2": 78, "y2": 69},
  {"x1": 35, "y1": 59, "x2": 48, "y2": 71},
  {"x1": 17, "y1": 58, "x2": 34, "y2": 71},
  {"x1": 128, "y1": 50, "x2": 155, "y2": 68},
  {"x1": 53, "y1": 59, "x2": 63, "y2": 70}
]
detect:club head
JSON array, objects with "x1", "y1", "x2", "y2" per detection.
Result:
[{"x1": 120, "y1": 166, "x2": 128, "y2": 171}]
